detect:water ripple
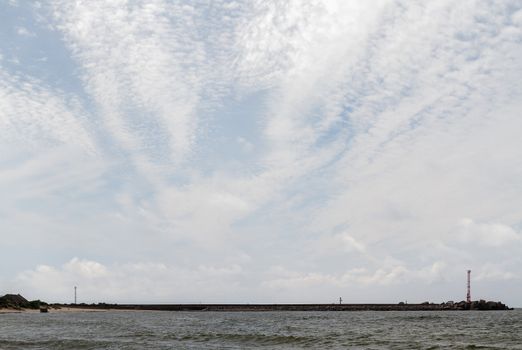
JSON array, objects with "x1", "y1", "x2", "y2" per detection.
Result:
[{"x1": 1, "y1": 310, "x2": 521, "y2": 349}]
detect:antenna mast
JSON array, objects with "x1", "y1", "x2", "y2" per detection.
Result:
[{"x1": 466, "y1": 270, "x2": 471, "y2": 303}]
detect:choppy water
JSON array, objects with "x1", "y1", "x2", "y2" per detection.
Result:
[{"x1": 1, "y1": 310, "x2": 521, "y2": 349}]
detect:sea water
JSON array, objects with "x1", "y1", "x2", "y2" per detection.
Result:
[{"x1": 1, "y1": 310, "x2": 521, "y2": 349}]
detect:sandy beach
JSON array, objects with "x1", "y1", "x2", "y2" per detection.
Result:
[{"x1": 0, "y1": 307, "x2": 108, "y2": 314}]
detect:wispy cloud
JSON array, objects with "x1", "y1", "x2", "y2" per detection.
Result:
[
  {"x1": 15, "y1": 26, "x2": 36, "y2": 37},
  {"x1": 0, "y1": 64, "x2": 95, "y2": 152},
  {"x1": 50, "y1": 0, "x2": 246, "y2": 165},
  {"x1": 1, "y1": 0, "x2": 522, "y2": 305},
  {"x1": 14, "y1": 257, "x2": 246, "y2": 303}
]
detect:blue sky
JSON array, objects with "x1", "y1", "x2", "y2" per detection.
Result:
[{"x1": 1, "y1": 0, "x2": 522, "y2": 306}]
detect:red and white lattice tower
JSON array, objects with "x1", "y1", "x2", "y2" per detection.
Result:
[{"x1": 466, "y1": 270, "x2": 471, "y2": 303}]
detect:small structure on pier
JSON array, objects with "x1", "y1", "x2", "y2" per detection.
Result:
[{"x1": 466, "y1": 270, "x2": 471, "y2": 303}]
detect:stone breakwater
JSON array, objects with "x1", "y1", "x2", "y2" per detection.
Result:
[
  {"x1": 61, "y1": 300, "x2": 511, "y2": 312},
  {"x1": 2, "y1": 294, "x2": 510, "y2": 312}
]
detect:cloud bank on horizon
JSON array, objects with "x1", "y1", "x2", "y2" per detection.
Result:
[{"x1": 1, "y1": 0, "x2": 522, "y2": 305}]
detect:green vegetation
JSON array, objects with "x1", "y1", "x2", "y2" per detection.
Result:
[{"x1": 0, "y1": 294, "x2": 48, "y2": 309}]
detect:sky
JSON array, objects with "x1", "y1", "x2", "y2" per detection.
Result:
[{"x1": 1, "y1": 0, "x2": 522, "y2": 306}]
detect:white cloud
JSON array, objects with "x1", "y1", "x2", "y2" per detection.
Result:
[
  {"x1": 63, "y1": 258, "x2": 108, "y2": 278},
  {"x1": 457, "y1": 219, "x2": 521, "y2": 247},
  {"x1": 236, "y1": 136, "x2": 254, "y2": 153},
  {"x1": 263, "y1": 262, "x2": 448, "y2": 291},
  {"x1": 475, "y1": 264, "x2": 518, "y2": 282},
  {"x1": 16, "y1": 26, "x2": 36, "y2": 37},
  {"x1": 14, "y1": 258, "x2": 246, "y2": 303},
  {"x1": 1, "y1": 0, "x2": 522, "y2": 305},
  {"x1": 50, "y1": 0, "x2": 245, "y2": 165},
  {"x1": 0, "y1": 66, "x2": 95, "y2": 152},
  {"x1": 153, "y1": 183, "x2": 252, "y2": 244},
  {"x1": 314, "y1": 232, "x2": 368, "y2": 256},
  {"x1": 0, "y1": 147, "x2": 105, "y2": 201}
]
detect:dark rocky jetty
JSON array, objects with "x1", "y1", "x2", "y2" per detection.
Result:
[
  {"x1": 451, "y1": 300, "x2": 511, "y2": 311},
  {"x1": 62, "y1": 300, "x2": 512, "y2": 312},
  {"x1": 1, "y1": 294, "x2": 511, "y2": 312}
]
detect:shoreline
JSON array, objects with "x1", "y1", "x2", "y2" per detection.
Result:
[
  {"x1": 50, "y1": 302, "x2": 513, "y2": 312},
  {"x1": 2, "y1": 300, "x2": 513, "y2": 313},
  {"x1": 0, "y1": 307, "x2": 109, "y2": 314}
]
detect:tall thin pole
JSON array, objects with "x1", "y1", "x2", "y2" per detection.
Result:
[
  {"x1": 74, "y1": 286, "x2": 77, "y2": 305},
  {"x1": 466, "y1": 270, "x2": 471, "y2": 303}
]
